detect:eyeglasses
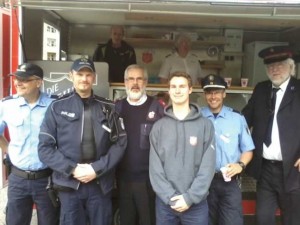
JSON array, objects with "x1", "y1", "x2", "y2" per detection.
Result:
[
  {"x1": 125, "y1": 77, "x2": 145, "y2": 83},
  {"x1": 14, "y1": 78, "x2": 40, "y2": 83}
]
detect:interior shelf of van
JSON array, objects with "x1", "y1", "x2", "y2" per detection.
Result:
[{"x1": 124, "y1": 38, "x2": 226, "y2": 48}]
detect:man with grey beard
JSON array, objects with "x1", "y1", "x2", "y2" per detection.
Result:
[
  {"x1": 242, "y1": 46, "x2": 300, "y2": 225},
  {"x1": 115, "y1": 64, "x2": 164, "y2": 225}
]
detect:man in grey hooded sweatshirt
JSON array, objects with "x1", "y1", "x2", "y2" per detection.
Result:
[{"x1": 149, "y1": 71, "x2": 216, "y2": 225}]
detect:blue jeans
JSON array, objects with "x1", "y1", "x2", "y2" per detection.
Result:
[
  {"x1": 155, "y1": 196, "x2": 209, "y2": 225},
  {"x1": 7, "y1": 173, "x2": 59, "y2": 225},
  {"x1": 58, "y1": 181, "x2": 112, "y2": 225}
]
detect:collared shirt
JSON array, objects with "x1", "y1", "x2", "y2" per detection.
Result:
[
  {"x1": 158, "y1": 52, "x2": 202, "y2": 84},
  {"x1": 201, "y1": 105, "x2": 255, "y2": 171},
  {"x1": 126, "y1": 93, "x2": 147, "y2": 106},
  {"x1": 0, "y1": 92, "x2": 54, "y2": 170},
  {"x1": 263, "y1": 77, "x2": 290, "y2": 160}
]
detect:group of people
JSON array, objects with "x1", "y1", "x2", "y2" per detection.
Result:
[
  {"x1": 0, "y1": 58, "x2": 127, "y2": 225},
  {"x1": 1, "y1": 26, "x2": 300, "y2": 225},
  {"x1": 92, "y1": 25, "x2": 203, "y2": 85}
]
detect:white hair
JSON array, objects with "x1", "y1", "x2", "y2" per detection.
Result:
[
  {"x1": 286, "y1": 58, "x2": 296, "y2": 76},
  {"x1": 175, "y1": 34, "x2": 192, "y2": 49},
  {"x1": 124, "y1": 64, "x2": 148, "y2": 80}
]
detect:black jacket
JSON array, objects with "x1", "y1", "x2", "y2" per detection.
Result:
[
  {"x1": 242, "y1": 77, "x2": 300, "y2": 192},
  {"x1": 92, "y1": 40, "x2": 136, "y2": 83},
  {"x1": 38, "y1": 91, "x2": 127, "y2": 194}
]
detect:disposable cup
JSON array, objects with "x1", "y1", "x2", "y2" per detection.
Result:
[
  {"x1": 241, "y1": 78, "x2": 249, "y2": 87},
  {"x1": 224, "y1": 77, "x2": 232, "y2": 87},
  {"x1": 220, "y1": 167, "x2": 231, "y2": 182}
]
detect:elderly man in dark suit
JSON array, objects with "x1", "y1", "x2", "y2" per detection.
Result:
[{"x1": 242, "y1": 45, "x2": 300, "y2": 225}]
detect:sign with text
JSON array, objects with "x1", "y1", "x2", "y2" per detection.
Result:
[
  {"x1": 43, "y1": 73, "x2": 73, "y2": 97},
  {"x1": 30, "y1": 61, "x2": 109, "y2": 98}
]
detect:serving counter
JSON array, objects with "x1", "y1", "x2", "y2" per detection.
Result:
[{"x1": 110, "y1": 83, "x2": 253, "y2": 111}]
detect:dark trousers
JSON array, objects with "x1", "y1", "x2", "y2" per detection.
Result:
[
  {"x1": 7, "y1": 173, "x2": 59, "y2": 225},
  {"x1": 118, "y1": 180, "x2": 155, "y2": 225},
  {"x1": 155, "y1": 196, "x2": 208, "y2": 225},
  {"x1": 256, "y1": 160, "x2": 300, "y2": 225},
  {"x1": 207, "y1": 176, "x2": 243, "y2": 225},
  {"x1": 58, "y1": 181, "x2": 112, "y2": 225}
]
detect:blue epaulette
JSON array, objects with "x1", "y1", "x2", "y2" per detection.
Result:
[
  {"x1": 232, "y1": 109, "x2": 241, "y2": 115},
  {"x1": 1, "y1": 95, "x2": 18, "y2": 102},
  {"x1": 49, "y1": 94, "x2": 59, "y2": 100}
]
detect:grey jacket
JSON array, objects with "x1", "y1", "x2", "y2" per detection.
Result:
[{"x1": 149, "y1": 103, "x2": 216, "y2": 207}]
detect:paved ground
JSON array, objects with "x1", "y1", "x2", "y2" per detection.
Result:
[
  {"x1": 0, "y1": 186, "x2": 8, "y2": 225},
  {"x1": 0, "y1": 186, "x2": 37, "y2": 225},
  {"x1": 0, "y1": 175, "x2": 256, "y2": 225}
]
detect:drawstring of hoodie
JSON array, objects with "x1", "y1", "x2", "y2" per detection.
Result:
[
  {"x1": 175, "y1": 121, "x2": 186, "y2": 165},
  {"x1": 175, "y1": 121, "x2": 179, "y2": 158},
  {"x1": 182, "y1": 122, "x2": 186, "y2": 165}
]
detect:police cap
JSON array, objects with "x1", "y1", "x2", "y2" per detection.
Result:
[
  {"x1": 201, "y1": 74, "x2": 227, "y2": 90},
  {"x1": 10, "y1": 63, "x2": 43, "y2": 79},
  {"x1": 258, "y1": 45, "x2": 293, "y2": 65},
  {"x1": 71, "y1": 58, "x2": 96, "y2": 72}
]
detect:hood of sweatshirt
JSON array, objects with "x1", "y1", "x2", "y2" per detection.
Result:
[{"x1": 164, "y1": 102, "x2": 203, "y2": 121}]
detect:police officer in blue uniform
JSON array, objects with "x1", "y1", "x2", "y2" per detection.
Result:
[
  {"x1": 201, "y1": 74, "x2": 254, "y2": 225},
  {"x1": 0, "y1": 63, "x2": 59, "y2": 225}
]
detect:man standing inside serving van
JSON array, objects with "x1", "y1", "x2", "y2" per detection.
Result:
[{"x1": 93, "y1": 25, "x2": 136, "y2": 83}]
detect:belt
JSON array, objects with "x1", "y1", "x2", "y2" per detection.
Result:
[
  {"x1": 213, "y1": 172, "x2": 237, "y2": 180},
  {"x1": 214, "y1": 172, "x2": 224, "y2": 179},
  {"x1": 262, "y1": 158, "x2": 283, "y2": 166},
  {"x1": 11, "y1": 166, "x2": 52, "y2": 180}
]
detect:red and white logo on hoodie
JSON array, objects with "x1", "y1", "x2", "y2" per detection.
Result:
[{"x1": 189, "y1": 136, "x2": 197, "y2": 146}]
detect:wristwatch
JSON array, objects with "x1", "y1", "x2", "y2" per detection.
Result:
[{"x1": 238, "y1": 161, "x2": 246, "y2": 171}]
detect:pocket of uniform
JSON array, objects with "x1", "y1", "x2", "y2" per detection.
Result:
[
  {"x1": 140, "y1": 123, "x2": 153, "y2": 149},
  {"x1": 10, "y1": 118, "x2": 29, "y2": 143}
]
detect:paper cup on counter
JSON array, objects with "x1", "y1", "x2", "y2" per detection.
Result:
[
  {"x1": 224, "y1": 77, "x2": 232, "y2": 87},
  {"x1": 241, "y1": 78, "x2": 249, "y2": 87},
  {"x1": 220, "y1": 167, "x2": 231, "y2": 182}
]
